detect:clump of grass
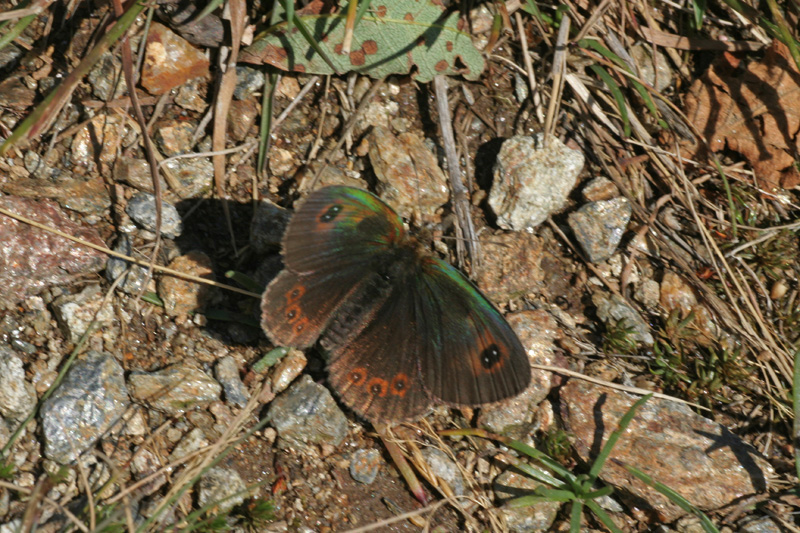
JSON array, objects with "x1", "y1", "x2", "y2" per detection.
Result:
[
  {"x1": 0, "y1": 461, "x2": 14, "y2": 480},
  {"x1": 602, "y1": 319, "x2": 640, "y2": 355},
  {"x1": 541, "y1": 428, "x2": 572, "y2": 464},
  {"x1": 648, "y1": 310, "x2": 753, "y2": 407},
  {"x1": 237, "y1": 499, "x2": 277, "y2": 531},
  {"x1": 444, "y1": 394, "x2": 719, "y2": 532},
  {"x1": 93, "y1": 503, "x2": 127, "y2": 533},
  {"x1": 742, "y1": 229, "x2": 799, "y2": 282},
  {"x1": 776, "y1": 304, "x2": 800, "y2": 348},
  {"x1": 687, "y1": 344, "x2": 752, "y2": 404}
]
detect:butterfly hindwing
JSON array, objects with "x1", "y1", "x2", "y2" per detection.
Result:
[
  {"x1": 414, "y1": 256, "x2": 531, "y2": 406},
  {"x1": 261, "y1": 268, "x2": 368, "y2": 348},
  {"x1": 325, "y1": 267, "x2": 432, "y2": 423}
]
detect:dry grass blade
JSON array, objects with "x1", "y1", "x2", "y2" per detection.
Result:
[
  {"x1": 0, "y1": 0, "x2": 54, "y2": 21},
  {"x1": 542, "y1": 14, "x2": 570, "y2": 144},
  {"x1": 434, "y1": 75, "x2": 479, "y2": 270},
  {"x1": 110, "y1": 0, "x2": 163, "y2": 299},
  {"x1": 515, "y1": 11, "x2": 544, "y2": 124},
  {"x1": 212, "y1": 0, "x2": 247, "y2": 254}
]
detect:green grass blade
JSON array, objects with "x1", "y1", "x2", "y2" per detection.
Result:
[
  {"x1": 506, "y1": 489, "x2": 574, "y2": 507},
  {"x1": 568, "y1": 500, "x2": 584, "y2": 533},
  {"x1": 691, "y1": 0, "x2": 707, "y2": 29},
  {"x1": 0, "y1": 11, "x2": 36, "y2": 54},
  {"x1": 589, "y1": 64, "x2": 630, "y2": 137},
  {"x1": 141, "y1": 291, "x2": 164, "y2": 306},
  {"x1": 225, "y1": 270, "x2": 264, "y2": 293},
  {"x1": 624, "y1": 465, "x2": 719, "y2": 532},
  {"x1": 511, "y1": 463, "x2": 566, "y2": 487},
  {"x1": 354, "y1": 0, "x2": 372, "y2": 26},
  {"x1": 579, "y1": 38, "x2": 626, "y2": 68},
  {"x1": 628, "y1": 77, "x2": 667, "y2": 129},
  {"x1": 504, "y1": 439, "x2": 578, "y2": 481},
  {"x1": 284, "y1": 0, "x2": 294, "y2": 32},
  {"x1": 765, "y1": 0, "x2": 800, "y2": 72},
  {"x1": 712, "y1": 156, "x2": 739, "y2": 240},
  {"x1": 584, "y1": 500, "x2": 624, "y2": 533},
  {"x1": 588, "y1": 394, "x2": 652, "y2": 480},
  {"x1": 290, "y1": 11, "x2": 340, "y2": 74},
  {"x1": 191, "y1": 0, "x2": 226, "y2": 25},
  {"x1": 580, "y1": 38, "x2": 667, "y2": 129},
  {"x1": 521, "y1": 0, "x2": 554, "y2": 25}
]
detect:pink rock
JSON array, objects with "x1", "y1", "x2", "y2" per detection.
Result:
[{"x1": 0, "y1": 197, "x2": 106, "y2": 307}]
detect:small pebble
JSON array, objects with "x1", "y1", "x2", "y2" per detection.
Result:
[
  {"x1": 349, "y1": 449, "x2": 381, "y2": 485},
  {"x1": 215, "y1": 356, "x2": 249, "y2": 408},
  {"x1": 568, "y1": 197, "x2": 632, "y2": 263},
  {"x1": 126, "y1": 193, "x2": 183, "y2": 238}
]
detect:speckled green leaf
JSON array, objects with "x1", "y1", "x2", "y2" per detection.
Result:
[{"x1": 241, "y1": 1, "x2": 485, "y2": 82}]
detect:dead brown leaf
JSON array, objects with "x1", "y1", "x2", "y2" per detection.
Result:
[{"x1": 682, "y1": 40, "x2": 800, "y2": 191}]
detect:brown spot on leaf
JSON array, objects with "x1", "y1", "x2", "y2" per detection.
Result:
[
  {"x1": 375, "y1": 5, "x2": 387, "y2": 17},
  {"x1": 294, "y1": 64, "x2": 306, "y2": 73},
  {"x1": 435, "y1": 60, "x2": 449, "y2": 72},
  {"x1": 446, "y1": 41, "x2": 453, "y2": 52},
  {"x1": 349, "y1": 49, "x2": 366, "y2": 66},
  {"x1": 334, "y1": 43, "x2": 344, "y2": 55},
  {"x1": 297, "y1": 0, "x2": 325, "y2": 15},
  {"x1": 363, "y1": 40, "x2": 378, "y2": 55},
  {"x1": 404, "y1": 12, "x2": 414, "y2": 21},
  {"x1": 256, "y1": 44, "x2": 288, "y2": 66},
  {"x1": 239, "y1": 42, "x2": 278, "y2": 66}
]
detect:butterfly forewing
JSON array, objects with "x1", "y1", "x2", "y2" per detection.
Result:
[
  {"x1": 283, "y1": 186, "x2": 405, "y2": 275},
  {"x1": 415, "y1": 257, "x2": 531, "y2": 406}
]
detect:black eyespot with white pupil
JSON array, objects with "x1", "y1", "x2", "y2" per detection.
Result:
[
  {"x1": 481, "y1": 344, "x2": 502, "y2": 369},
  {"x1": 320, "y1": 204, "x2": 343, "y2": 223}
]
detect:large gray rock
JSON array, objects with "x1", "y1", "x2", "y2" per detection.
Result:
[{"x1": 41, "y1": 351, "x2": 130, "y2": 464}]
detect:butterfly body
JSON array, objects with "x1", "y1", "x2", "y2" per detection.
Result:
[{"x1": 261, "y1": 186, "x2": 531, "y2": 423}]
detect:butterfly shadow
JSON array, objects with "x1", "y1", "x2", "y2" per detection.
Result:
[{"x1": 171, "y1": 196, "x2": 283, "y2": 345}]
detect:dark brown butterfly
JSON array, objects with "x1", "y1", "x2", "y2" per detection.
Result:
[{"x1": 261, "y1": 186, "x2": 531, "y2": 423}]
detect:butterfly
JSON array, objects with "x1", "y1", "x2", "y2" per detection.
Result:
[{"x1": 261, "y1": 186, "x2": 531, "y2": 423}]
